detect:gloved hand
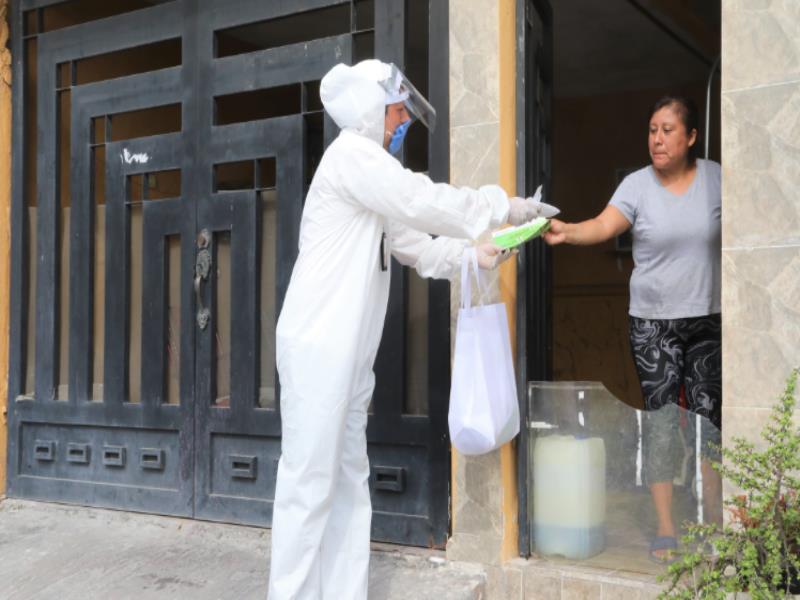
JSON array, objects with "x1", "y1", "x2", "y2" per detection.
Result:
[
  {"x1": 474, "y1": 243, "x2": 517, "y2": 270},
  {"x1": 507, "y1": 185, "x2": 560, "y2": 225}
]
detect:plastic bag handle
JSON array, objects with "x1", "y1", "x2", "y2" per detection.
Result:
[{"x1": 460, "y1": 247, "x2": 484, "y2": 309}]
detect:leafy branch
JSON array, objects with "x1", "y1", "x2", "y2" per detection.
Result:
[{"x1": 659, "y1": 368, "x2": 800, "y2": 599}]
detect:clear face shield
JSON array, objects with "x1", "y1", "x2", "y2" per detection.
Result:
[{"x1": 380, "y1": 63, "x2": 437, "y2": 132}]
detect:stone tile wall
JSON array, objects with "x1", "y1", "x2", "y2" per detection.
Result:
[
  {"x1": 445, "y1": 0, "x2": 508, "y2": 566},
  {"x1": 446, "y1": 0, "x2": 800, "y2": 593},
  {"x1": 720, "y1": 2, "x2": 800, "y2": 457},
  {"x1": 485, "y1": 559, "x2": 665, "y2": 599}
]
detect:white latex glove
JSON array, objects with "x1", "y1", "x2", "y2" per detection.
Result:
[
  {"x1": 506, "y1": 186, "x2": 560, "y2": 225},
  {"x1": 474, "y1": 243, "x2": 517, "y2": 270}
]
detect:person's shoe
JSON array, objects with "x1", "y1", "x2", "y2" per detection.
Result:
[{"x1": 649, "y1": 535, "x2": 679, "y2": 564}]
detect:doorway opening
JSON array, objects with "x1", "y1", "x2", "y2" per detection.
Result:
[
  {"x1": 550, "y1": 0, "x2": 721, "y2": 410},
  {"x1": 521, "y1": 0, "x2": 722, "y2": 573}
]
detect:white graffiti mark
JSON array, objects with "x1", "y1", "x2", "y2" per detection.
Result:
[{"x1": 121, "y1": 148, "x2": 150, "y2": 165}]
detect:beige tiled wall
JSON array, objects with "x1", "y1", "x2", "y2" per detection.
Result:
[
  {"x1": 489, "y1": 559, "x2": 665, "y2": 600},
  {"x1": 721, "y1": 2, "x2": 800, "y2": 455},
  {"x1": 446, "y1": 0, "x2": 507, "y2": 565}
]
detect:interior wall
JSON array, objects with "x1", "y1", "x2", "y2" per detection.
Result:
[{"x1": 551, "y1": 81, "x2": 719, "y2": 408}]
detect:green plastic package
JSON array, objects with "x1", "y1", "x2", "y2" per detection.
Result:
[{"x1": 491, "y1": 217, "x2": 551, "y2": 249}]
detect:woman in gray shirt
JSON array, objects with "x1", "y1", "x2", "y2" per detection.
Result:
[{"x1": 544, "y1": 96, "x2": 721, "y2": 563}]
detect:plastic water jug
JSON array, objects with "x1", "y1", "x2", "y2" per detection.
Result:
[{"x1": 533, "y1": 434, "x2": 606, "y2": 560}]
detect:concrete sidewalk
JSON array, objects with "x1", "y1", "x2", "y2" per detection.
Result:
[{"x1": 0, "y1": 499, "x2": 486, "y2": 600}]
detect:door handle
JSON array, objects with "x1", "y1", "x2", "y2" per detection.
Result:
[{"x1": 195, "y1": 229, "x2": 212, "y2": 330}]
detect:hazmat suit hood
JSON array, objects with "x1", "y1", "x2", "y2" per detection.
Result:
[{"x1": 320, "y1": 59, "x2": 392, "y2": 146}]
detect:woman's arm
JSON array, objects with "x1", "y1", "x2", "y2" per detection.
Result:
[{"x1": 543, "y1": 205, "x2": 631, "y2": 246}]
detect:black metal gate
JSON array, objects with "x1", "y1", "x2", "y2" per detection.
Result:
[{"x1": 7, "y1": 0, "x2": 451, "y2": 548}]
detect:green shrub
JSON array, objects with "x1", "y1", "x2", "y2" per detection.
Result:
[{"x1": 659, "y1": 368, "x2": 800, "y2": 599}]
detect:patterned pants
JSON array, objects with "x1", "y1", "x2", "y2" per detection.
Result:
[{"x1": 628, "y1": 314, "x2": 722, "y2": 484}]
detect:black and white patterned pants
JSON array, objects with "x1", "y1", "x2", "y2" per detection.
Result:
[{"x1": 628, "y1": 314, "x2": 722, "y2": 484}]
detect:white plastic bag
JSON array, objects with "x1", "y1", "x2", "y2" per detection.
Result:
[{"x1": 448, "y1": 248, "x2": 519, "y2": 455}]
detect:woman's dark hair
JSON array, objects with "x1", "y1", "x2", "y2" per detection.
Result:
[{"x1": 649, "y1": 95, "x2": 700, "y2": 163}]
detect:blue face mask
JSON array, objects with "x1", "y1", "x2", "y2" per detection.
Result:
[{"x1": 388, "y1": 119, "x2": 412, "y2": 155}]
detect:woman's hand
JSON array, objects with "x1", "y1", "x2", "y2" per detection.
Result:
[
  {"x1": 543, "y1": 208, "x2": 630, "y2": 246},
  {"x1": 543, "y1": 219, "x2": 567, "y2": 245}
]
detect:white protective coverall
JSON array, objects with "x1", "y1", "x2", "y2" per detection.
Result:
[{"x1": 267, "y1": 60, "x2": 511, "y2": 600}]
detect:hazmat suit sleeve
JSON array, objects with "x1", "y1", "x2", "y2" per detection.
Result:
[
  {"x1": 335, "y1": 132, "x2": 509, "y2": 240},
  {"x1": 388, "y1": 220, "x2": 468, "y2": 280}
]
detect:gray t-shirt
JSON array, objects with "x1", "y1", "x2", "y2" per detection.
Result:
[{"x1": 609, "y1": 159, "x2": 721, "y2": 319}]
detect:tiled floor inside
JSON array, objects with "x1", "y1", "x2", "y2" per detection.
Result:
[{"x1": 531, "y1": 487, "x2": 719, "y2": 577}]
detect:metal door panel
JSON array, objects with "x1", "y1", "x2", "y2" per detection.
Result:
[
  {"x1": 69, "y1": 69, "x2": 183, "y2": 406},
  {"x1": 192, "y1": 118, "x2": 304, "y2": 525},
  {"x1": 7, "y1": 0, "x2": 194, "y2": 515},
  {"x1": 207, "y1": 0, "x2": 347, "y2": 31},
  {"x1": 8, "y1": 0, "x2": 453, "y2": 548},
  {"x1": 190, "y1": 0, "x2": 339, "y2": 525},
  {"x1": 211, "y1": 36, "x2": 353, "y2": 96}
]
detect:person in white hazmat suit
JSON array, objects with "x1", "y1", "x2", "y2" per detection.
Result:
[{"x1": 268, "y1": 59, "x2": 557, "y2": 600}]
